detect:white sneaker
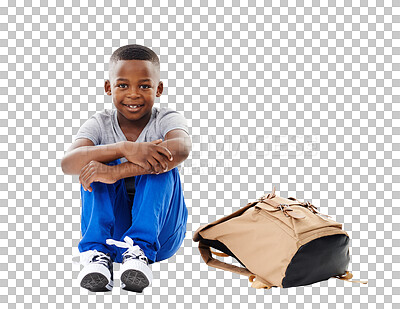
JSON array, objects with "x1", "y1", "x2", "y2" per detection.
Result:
[
  {"x1": 106, "y1": 236, "x2": 153, "y2": 292},
  {"x1": 72, "y1": 250, "x2": 114, "y2": 292}
]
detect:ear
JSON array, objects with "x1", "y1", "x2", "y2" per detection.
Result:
[
  {"x1": 104, "y1": 80, "x2": 111, "y2": 95},
  {"x1": 156, "y1": 81, "x2": 163, "y2": 97}
]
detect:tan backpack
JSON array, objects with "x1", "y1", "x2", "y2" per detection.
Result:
[{"x1": 193, "y1": 187, "x2": 367, "y2": 289}]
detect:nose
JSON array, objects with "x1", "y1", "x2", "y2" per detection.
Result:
[
  {"x1": 127, "y1": 88, "x2": 140, "y2": 98},
  {"x1": 127, "y1": 92, "x2": 140, "y2": 99}
]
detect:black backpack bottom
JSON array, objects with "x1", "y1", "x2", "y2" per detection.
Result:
[{"x1": 282, "y1": 234, "x2": 350, "y2": 288}]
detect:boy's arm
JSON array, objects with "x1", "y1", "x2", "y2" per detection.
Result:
[
  {"x1": 61, "y1": 140, "x2": 126, "y2": 175},
  {"x1": 110, "y1": 129, "x2": 191, "y2": 180}
]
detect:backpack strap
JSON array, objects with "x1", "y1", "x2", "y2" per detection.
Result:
[
  {"x1": 198, "y1": 241, "x2": 274, "y2": 289},
  {"x1": 198, "y1": 241, "x2": 254, "y2": 277},
  {"x1": 333, "y1": 271, "x2": 368, "y2": 284},
  {"x1": 210, "y1": 250, "x2": 230, "y2": 257}
]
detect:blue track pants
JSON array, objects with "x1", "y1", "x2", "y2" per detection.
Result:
[{"x1": 77, "y1": 158, "x2": 188, "y2": 264}]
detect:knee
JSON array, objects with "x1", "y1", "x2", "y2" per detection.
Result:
[
  {"x1": 134, "y1": 168, "x2": 179, "y2": 192},
  {"x1": 162, "y1": 166, "x2": 179, "y2": 178},
  {"x1": 145, "y1": 167, "x2": 177, "y2": 183}
]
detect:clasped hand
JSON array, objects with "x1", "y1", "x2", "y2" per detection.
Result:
[
  {"x1": 79, "y1": 160, "x2": 116, "y2": 192},
  {"x1": 79, "y1": 139, "x2": 173, "y2": 192},
  {"x1": 121, "y1": 139, "x2": 173, "y2": 174}
]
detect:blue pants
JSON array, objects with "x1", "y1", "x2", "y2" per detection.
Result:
[{"x1": 78, "y1": 158, "x2": 188, "y2": 264}]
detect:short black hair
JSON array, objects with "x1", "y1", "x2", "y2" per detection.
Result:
[{"x1": 109, "y1": 44, "x2": 160, "y2": 80}]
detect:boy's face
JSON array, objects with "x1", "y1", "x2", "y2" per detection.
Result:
[{"x1": 104, "y1": 59, "x2": 163, "y2": 124}]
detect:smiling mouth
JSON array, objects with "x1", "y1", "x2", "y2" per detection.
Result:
[{"x1": 122, "y1": 103, "x2": 144, "y2": 111}]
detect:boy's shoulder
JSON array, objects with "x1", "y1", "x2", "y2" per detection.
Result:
[
  {"x1": 155, "y1": 106, "x2": 185, "y2": 118},
  {"x1": 85, "y1": 108, "x2": 113, "y2": 122}
]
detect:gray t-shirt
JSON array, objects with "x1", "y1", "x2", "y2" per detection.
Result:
[{"x1": 74, "y1": 106, "x2": 189, "y2": 199}]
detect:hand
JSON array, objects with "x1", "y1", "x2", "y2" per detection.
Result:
[
  {"x1": 121, "y1": 139, "x2": 173, "y2": 174},
  {"x1": 79, "y1": 160, "x2": 117, "y2": 192}
]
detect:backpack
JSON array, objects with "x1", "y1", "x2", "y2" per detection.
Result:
[{"x1": 193, "y1": 186, "x2": 367, "y2": 289}]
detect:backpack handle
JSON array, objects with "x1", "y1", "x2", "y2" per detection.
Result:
[
  {"x1": 198, "y1": 241, "x2": 255, "y2": 277},
  {"x1": 198, "y1": 241, "x2": 274, "y2": 289}
]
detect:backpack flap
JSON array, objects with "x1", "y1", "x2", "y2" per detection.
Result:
[{"x1": 257, "y1": 189, "x2": 348, "y2": 243}]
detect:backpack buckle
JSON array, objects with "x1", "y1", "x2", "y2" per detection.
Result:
[
  {"x1": 278, "y1": 204, "x2": 306, "y2": 219},
  {"x1": 278, "y1": 204, "x2": 291, "y2": 217}
]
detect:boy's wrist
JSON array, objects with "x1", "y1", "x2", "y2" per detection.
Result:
[{"x1": 117, "y1": 141, "x2": 129, "y2": 157}]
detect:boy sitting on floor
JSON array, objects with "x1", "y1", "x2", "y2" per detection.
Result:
[{"x1": 62, "y1": 44, "x2": 191, "y2": 293}]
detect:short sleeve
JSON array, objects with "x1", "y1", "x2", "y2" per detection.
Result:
[
  {"x1": 158, "y1": 109, "x2": 190, "y2": 139},
  {"x1": 74, "y1": 115, "x2": 102, "y2": 145}
]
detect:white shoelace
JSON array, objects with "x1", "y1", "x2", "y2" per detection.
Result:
[
  {"x1": 72, "y1": 249, "x2": 110, "y2": 267},
  {"x1": 106, "y1": 236, "x2": 148, "y2": 264}
]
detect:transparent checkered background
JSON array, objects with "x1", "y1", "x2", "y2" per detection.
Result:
[{"x1": 1, "y1": 0, "x2": 399, "y2": 307}]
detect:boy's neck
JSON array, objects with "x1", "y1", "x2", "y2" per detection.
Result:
[{"x1": 116, "y1": 110, "x2": 152, "y2": 133}]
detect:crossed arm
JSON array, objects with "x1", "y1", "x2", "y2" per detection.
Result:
[
  {"x1": 112, "y1": 129, "x2": 191, "y2": 179},
  {"x1": 61, "y1": 129, "x2": 191, "y2": 192}
]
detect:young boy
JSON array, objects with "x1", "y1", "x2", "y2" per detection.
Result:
[{"x1": 61, "y1": 44, "x2": 191, "y2": 293}]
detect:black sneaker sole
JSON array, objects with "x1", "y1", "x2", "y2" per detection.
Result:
[
  {"x1": 121, "y1": 269, "x2": 150, "y2": 293},
  {"x1": 81, "y1": 272, "x2": 111, "y2": 292}
]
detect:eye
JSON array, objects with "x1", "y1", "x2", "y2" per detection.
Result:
[
  {"x1": 140, "y1": 85, "x2": 151, "y2": 89},
  {"x1": 118, "y1": 84, "x2": 128, "y2": 88}
]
